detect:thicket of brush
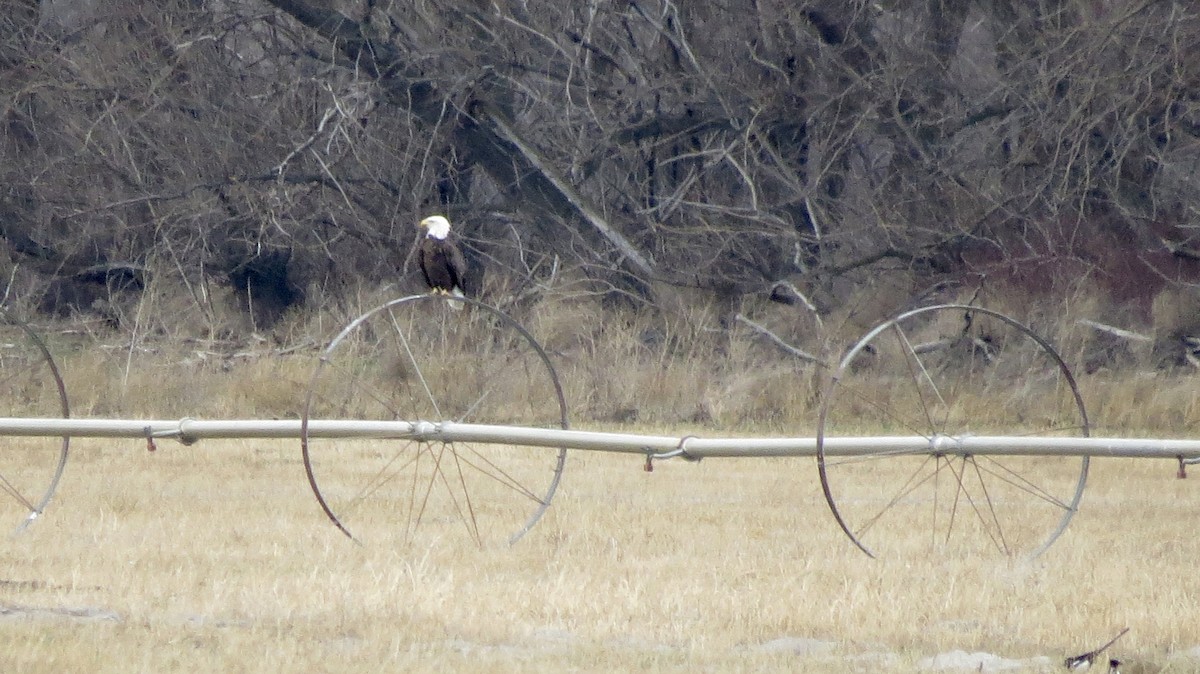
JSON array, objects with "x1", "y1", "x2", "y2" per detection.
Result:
[{"x1": 12, "y1": 268, "x2": 1198, "y2": 439}]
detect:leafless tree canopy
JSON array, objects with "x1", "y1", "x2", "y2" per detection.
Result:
[{"x1": 3, "y1": 0, "x2": 1199, "y2": 327}]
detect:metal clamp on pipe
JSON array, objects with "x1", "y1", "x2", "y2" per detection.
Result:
[
  {"x1": 175, "y1": 418, "x2": 199, "y2": 446},
  {"x1": 646, "y1": 435, "x2": 702, "y2": 464}
]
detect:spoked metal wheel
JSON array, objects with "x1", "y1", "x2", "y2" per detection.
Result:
[
  {"x1": 302, "y1": 294, "x2": 568, "y2": 546},
  {"x1": 0, "y1": 310, "x2": 70, "y2": 534},
  {"x1": 817, "y1": 304, "x2": 1089, "y2": 559}
]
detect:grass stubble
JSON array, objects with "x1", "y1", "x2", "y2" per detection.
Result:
[
  {"x1": 1, "y1": 304, "x2": 1200, "y2": 673},
  {"x1": 2, "y1": 433, "x2": 1199, "y2": 672}
]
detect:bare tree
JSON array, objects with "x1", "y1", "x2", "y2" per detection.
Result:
[{"x1": 2, "y1": 0, "x2": 1199, "y2": 343}]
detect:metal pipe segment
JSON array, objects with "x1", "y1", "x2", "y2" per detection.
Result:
[{"x1": 0, "y1": 417, "x2": 1197, "y2": 460}]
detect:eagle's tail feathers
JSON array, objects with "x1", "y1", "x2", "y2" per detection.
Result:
[{"x1": 446, "y1": 287, "x2": 465, "y2": 311}]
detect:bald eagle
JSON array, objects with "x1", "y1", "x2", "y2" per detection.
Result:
[{"x1": 417, "y1": 215, "x2": 468, "y2": 308}]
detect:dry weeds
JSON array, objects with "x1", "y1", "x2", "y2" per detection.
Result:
[
  {"x1": 2, "y1": 427, "x2": 1199, "y2": 672},
  {"x1": 2, "y1": 299, "x2": 1200, "y2": 672}
]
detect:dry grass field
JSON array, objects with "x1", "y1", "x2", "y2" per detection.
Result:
[
  {"x1": 2, "y1": 436, "x2": 1200, "y2": 673},
  {"x1": 3, "y1": 300, "x2": 1200, "y2": 673}
]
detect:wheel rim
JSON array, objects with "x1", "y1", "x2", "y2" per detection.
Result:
[
  {"x1": 0, "y1": 310, "x2": 70, "y2": 534},
  {"x1": 817, "y1": 304, "x2": 1089, "y2": 559},
  {"x1": 301, "y1": 294, "x2": 568, "y2": 546}
]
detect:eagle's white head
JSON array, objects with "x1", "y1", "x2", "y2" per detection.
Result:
[{"x1": 419, "y1": 215, "x2": 451, "y2": 240}]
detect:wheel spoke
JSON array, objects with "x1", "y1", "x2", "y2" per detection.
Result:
[
  {"x1": 969, "y1": 457, "x2": 1010, "y2": 555},
  {"x1": 942, "y1": 456, "x2": 1008, "y2": 555},
  {"x1": 446, "y1": 444, "x2": 482, "y2": 544},
  {"x1": 455, "y1": 352, "x2": 537, "y2": 423},
  {"x1": 387, "y1": 308, "x2": 444, "y2": 420},
  {"x1": 973, "y1": 455, "x2": 1074, "y2": 511},
  {"x1": 854, "y1": 455, "x2": 939, "y2": 538},
  {"x1": 410, "y1": 442, "x2": 446, "y2": 537},
  {"x1": 823, "y1": 446, "x2": 929, "y2": 468},
  {"x1": 838, "y1": 381, "x2": 935, "y2": 440},
  {"x1": 351, "y1": 441, "x2": 422, "y2": 505},
  {"x1": 455, "y1": 445, "x2": 549, "y2": 504},
  {"x1": 0, "y1": 471, "x2": 37, "y2": 512},
  {"x1": 891, "y1": 325, "x2": 946, "y2": 435},
  {"x1": 942, "y1": 455, "x2": 965, "y2": 546}
]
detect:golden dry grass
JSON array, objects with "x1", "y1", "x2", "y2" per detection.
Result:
[{"x1": 2, "y1": 430, "x2": 1200, "y2": 673}]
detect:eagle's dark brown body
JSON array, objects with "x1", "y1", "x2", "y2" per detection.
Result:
[{"x1": 417, "y1": 235, "x2": 467, "y2": 296}]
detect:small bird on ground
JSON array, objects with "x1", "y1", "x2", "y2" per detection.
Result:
[
  {"x1": 416, "y1": 215, "x2": 469, "y2": 310},
  {"x1": 1108, "y1": 657, "x2": 1164, "y2": 674},
  {"x1": 1064, "y1": 627, "x2": 1129, "y2": 671}
]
